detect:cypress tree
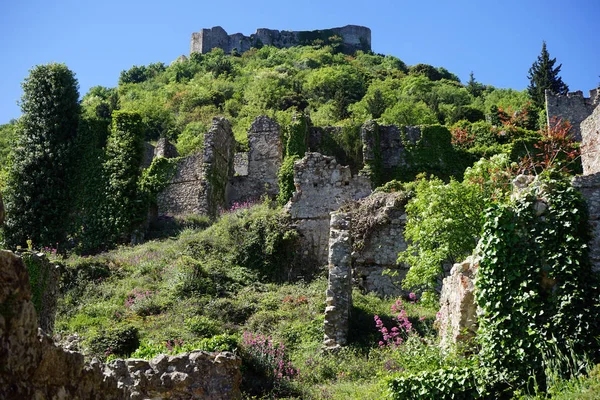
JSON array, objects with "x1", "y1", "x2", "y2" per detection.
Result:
[
  {"x1": 3, "y1": 63, "x2": 79, "y2": 250},
  {"x1": 527, "y1": 41, "x2": 569, "y2": 109}
]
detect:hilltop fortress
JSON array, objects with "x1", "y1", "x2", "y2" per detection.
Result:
[{"x1": 190, "y1": 25, "x2": 371, "y2": 55}]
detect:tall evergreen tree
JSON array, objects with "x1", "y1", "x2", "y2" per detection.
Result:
[
  {"x1": 527, "y1": 41, "x2": 568, "y2": 109},
  {"x1": 3, "y1": 63, "x2": 80, "y2": 250}
]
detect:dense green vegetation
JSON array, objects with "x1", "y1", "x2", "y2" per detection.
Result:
[{"x1": 2, "y1": 40, "x2": 598, "y2": 399}]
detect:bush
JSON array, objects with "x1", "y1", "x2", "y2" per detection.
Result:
[
  {"x1": 88, "y1": 324, "x2": 140, "y2": 358},
  {"x1": 385, "y1": 365, "x2": 481, "y2": 400}
]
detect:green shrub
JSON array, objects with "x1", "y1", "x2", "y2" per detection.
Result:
[
  {"x1": 185, "y1": 315, "x2": 220, "y2": 337},
  {"x1": 385, "y1": 365, "x2": 481, "y2": 400},
  {"x1": 88, "y1": 324, "x2": 140, "y2": 358}
]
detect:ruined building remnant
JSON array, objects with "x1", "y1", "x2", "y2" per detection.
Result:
[
  {"x1": 157, "y1": 117, "x2": 236, "y2": 218},
  {"x1": 284, "y1": 152, "x2": 371, "y2": 265},
  {"x1": 323, "y1": 211, "x2": 353, "y2": 349},
  {"x1": 438, "y1": 256, "x2": 479, "y2": 349},
  {"x1": 190, "y1": 25, "x2": 371, "y2": 55},
  {"x1": 546, "y1": 88, "x2": 599, "y2": 141},
  {"x1": 227, "y1": 116, "x2": 283, "y2": 206}
]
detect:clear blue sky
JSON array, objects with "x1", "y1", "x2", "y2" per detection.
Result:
[{"x1": 1, "y1": 0, "x2": 598, "y2": 124}]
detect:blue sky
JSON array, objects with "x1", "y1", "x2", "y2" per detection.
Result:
[{"x1": 1, "y1": 0, "x2": 598, "y2": 124}]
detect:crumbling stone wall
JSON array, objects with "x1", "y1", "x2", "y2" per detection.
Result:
[
  {"x1": 573, "y1": 101, "x2": 600, "y2": 273},
  {"x1": 546, "y1": 89, "x2": 599, "y2": 141},
  {"x1": 190, "y1": 25, "x2": 371, "y2": 55},
  {"x1": 0, "y1": 249, "x2": 242, "y2": 400},
  {"x1": 323, "y1": 212, "x2": 353, "y2": 349},
  {"x1": 227, "y1": 116, "x2": 283, "y2": 206},
  {"x1": 349, "y1": 192, "x2": 410, "y2": 297},
  {"x1": 285, "y1": 152, "x2": 371, "y2": 265},
  {"x1": 157, "y1": 117, "x2": 235, "y2": 218},
  {"x1": 438, "y1": 255, "x2": 479, "y2": 349},
  {"x1": 581, "y1": 101, "x2": 600, "y2": 175}
]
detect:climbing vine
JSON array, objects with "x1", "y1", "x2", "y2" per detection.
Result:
[{"x1": 476, "y1": 172, "x2": 600, "y2": 392}]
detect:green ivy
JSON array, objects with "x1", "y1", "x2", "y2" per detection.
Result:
[
  {"x1": 285, "y1": 114, "x2": 308, "y2": 158},
  {"x1": 476, "y1": 172, "x2": 600, "y2": 392},
  {"x1": 385, "y1": 366, "x2": 481, "y2": 399},
  {"x1": 21, "y1": 252, "x2": 49, "y2": 314},
  {"x1": 138, "y1": 156, "x2": 179, "y2": 206},
  {"x1": 361, "y1": 120, "x2": 383, "y2": 186},
  {"x1": 277, "y1": 155, "x2": 299, "y2": 206}
]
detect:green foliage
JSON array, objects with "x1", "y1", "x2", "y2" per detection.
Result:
[
  {"x1": 476, "y1": 172, "x2": 600, "y2": 392},
  {"x1": 21, "y1": 252, "x2": 50, "y2": 314},
  {"x1": 138, "y1": 156, "x2": 179, "y2": 206},
  {"x1": 88, "y1": 324, "x2": 140, "y2": 358},
  {"x1": 399, "y1": 177, "x2": 487, "y2": 294},
  {"x1": 103, "y1": 110, "x2": 145, "y2": 242},
  {"x1": 277, "y1": 155, "x2": 299, "y2": 206},
  {"x1": 130, "y1": 334, "x2": 238, "y2": 359},
  {"x1": 0, "y1": 122, "x2": 17, "y2": 190},
  {"x1": 385, "y1": 365, "x2": 481, "y2": 399},
  {"x1": 527, "y1": 41, "x2": 569, "y2": 109},
  {"x1": 3, "y1": 63, "x2": 80, "y2": 249},
  {"x1": 285, "y1": 114, "x2": 308, "y2": 157}
]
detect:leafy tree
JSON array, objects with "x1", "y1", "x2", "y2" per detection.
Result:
[
  {"x1": 466, "y1": 71, "x2": 484, "y2": 98},
  {"x1": 527, "y1": 41, "x2": 568, "y2": 108},
  {"x1": 366, "y1": 89, "x2": 386, "y2": 119},
  {"x1": 3, "y1": 63, "x2": 79, "y2": 250},
  {"x1": 103, "y1": 110, "x2": 145, "y2": 243}
]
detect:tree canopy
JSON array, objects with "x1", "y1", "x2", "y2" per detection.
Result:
[{"x1": 527, "y1": 41, "x2": 568, "y2": 108}]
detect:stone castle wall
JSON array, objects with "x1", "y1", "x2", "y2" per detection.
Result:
[
  {"x1": 157, "y1": 117, "x2": 235, "y2": 218},
  {"x1": 284, "y1": 153, "x2": 371, "y2": 265},
  {"x1": 0, "y1": 250, "x2": 242, "y2": 400},
  {"x1": 191, "y1": 25, "x2": 371, "y2": 55},
  {"x1": 581, "y1": 102, "x2": 600, "y2": 175},
  {"x1": 546, "y1": 89, "x2": 599, "y2": 141},
  {"x1": 227, "y1": 116, "x2": 283, "y2": 206}
]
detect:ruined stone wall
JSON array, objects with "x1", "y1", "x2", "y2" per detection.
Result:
[
  {"x1": 573, "y1": 99, "x2": 600, "y2": 273},
  {"x1": 227, "y1": 116, "x2": 283, "y2": 206},
  {"x1": 157, "y1": 117, "x2": 235, "y2": 218},
  {"x1": 190, "y1": 25, "x2": 371, "y2": 55},
  {"x1": 581, "y1": 102, "x2": 600, "y2": 175},
  {"x1": 437, "y1": 256, "x2": 479, "y2": 349},
  {"x1": 546, "y1": 89, "x2": 599, "y2": 141},
  {"x1": 323, "y1": 212, "x2": 353, "y2": 350},
  {"x1": 0, "y1": 250, "x2": 242, "y2": 400},
  {"x1": 350, "y1": 192, "x2": 410, "y2": 297},
  {"x1": 285, "y1": 153, "x2": 371, "y2": 265}
]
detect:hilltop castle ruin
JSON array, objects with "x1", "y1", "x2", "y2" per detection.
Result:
[{"x1": 190, "y1": 25, "x2": 371, "y2": 55}]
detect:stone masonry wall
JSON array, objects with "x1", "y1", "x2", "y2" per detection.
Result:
[
  {"x1": 350, "y1": 192, "x2": 410, "y2": 297},
  {"x1": 157, "y1": 117, "x2": 235, "y2": 218},
  {"x1": 0, "y1": 249, "x2": 242, "y2": 400},
  {"x1": 227, "y1": 116, "x2": 283, "y2": 206},
  {"x1": 437, "y1": 255, "x2": 479, "y2": 350},
  {"x1": 546, "y1": 89, "x2": 599, "y2": 141},
  {"x1": 581, "y1": 101, "x2": 600, "y2": 175},
  {"x1": 323, "y1": 212, "x2": 353, "y2": 350},
  {"x1": 573, "y1": 95, "x2": 600, "y2": 273},
  {"x1": 191, "y1": 25, "x2": 371, "y2": 55},
  {"x1": 285, "y1": 153, "x2": 371, "y2": 265}
]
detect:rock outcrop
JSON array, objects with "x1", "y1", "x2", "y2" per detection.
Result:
[{"x1": 0, "y1": 249, "x2": 242, "y2": 399}]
